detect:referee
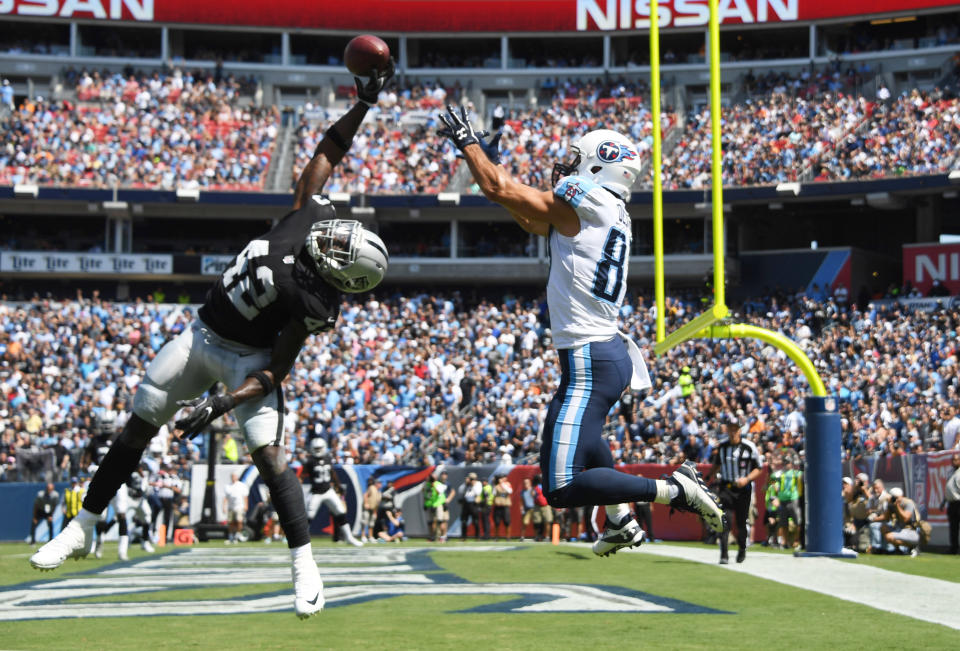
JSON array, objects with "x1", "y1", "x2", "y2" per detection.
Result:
[{"x1": 710, "y1": 414, "x2": 762, "y2": 564}]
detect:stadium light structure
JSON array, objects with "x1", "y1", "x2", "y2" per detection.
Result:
[
  {"x1": 13, "y1": 183, "x2": 39, "y2": 199},
  {"x1": 866, "y1": 192, "x2": 903, "y2": 210},
  {"x1": 776, "y1": 182, "x2": 801, "y2": 196},
  {"x1": 176, "y1": 187, "x2": 200, "y2": 202},
  {"x1": 102, "y1": 201, "x2": 130, "y2": 217}
]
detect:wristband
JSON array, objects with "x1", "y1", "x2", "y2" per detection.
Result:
[
  {"x1": 246, "y1": 370, "x2": 275, "y2": 396},
  {"x1": 324, "y1": 125, "x2": 352, "y2": 152}
]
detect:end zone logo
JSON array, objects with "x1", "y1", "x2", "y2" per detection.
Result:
[{"x1": 0, "y1": 547, "x2": 728, "y2": 619}]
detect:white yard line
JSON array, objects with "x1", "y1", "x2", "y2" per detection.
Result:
[{"x1": 629, "y1": 543, "x2": 960, "y2": 630}]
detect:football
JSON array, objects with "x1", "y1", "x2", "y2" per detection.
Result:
[{"x1": 344, "y1": 35, "x2": 391, "y2": 76}]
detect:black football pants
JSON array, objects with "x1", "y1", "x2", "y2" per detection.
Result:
[{"x1": 719, "y1": 485, "x2": 751, "y2": 558}]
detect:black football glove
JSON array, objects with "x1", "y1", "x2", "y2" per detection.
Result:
[
  {"x1": 438, "y1": 104, "x2": 484, "y2": 150},
  {"x1": 439, "y1": 106, "x2": 502, "y2": 164},
  {"x1": 174, "y1": 394, "x2": 236, "y2": 439},
  {"x1": 475, "y1": 130, "x2": 503, "y2": 165},
  {"x1": 355, "y1": 57, "x2": 396, "y2": 107}
]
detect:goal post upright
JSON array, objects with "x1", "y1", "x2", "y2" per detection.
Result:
[
  {"x1": 649, "y1": 0, "x2": 666, "y2": 345},
  {"x1": 647, "y1": 0, "x2": 850, "y2": 557}
]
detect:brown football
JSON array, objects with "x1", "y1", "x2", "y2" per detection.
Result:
[{"x1": 344, "y1": 35, "x2": 391, "y2": 76}]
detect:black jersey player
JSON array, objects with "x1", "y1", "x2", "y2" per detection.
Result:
[
  {"x1": 31, "y1": 62, "x2": 395, "y2": 621},
  {"x1": 303, "y1": 437, "x2": 362, "y2": 546}
]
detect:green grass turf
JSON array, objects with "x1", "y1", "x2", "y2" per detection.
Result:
[{"x1": 1, "y1": 540, "x2": 957, "y2": 650}]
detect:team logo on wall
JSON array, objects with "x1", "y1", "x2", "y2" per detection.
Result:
[
  {"x1": 596, "y1": 141, "x2": 636, "y2": 163},
  {"x1": 0, "y1": 547, "x2": 726, "y2": 619}
]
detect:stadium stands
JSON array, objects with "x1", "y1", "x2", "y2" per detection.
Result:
[
  {"x1": 4, "y1": 63, "x2": 958, "y2": 195},
  {"x1": 1, "y1": 289, "x2": 956, "y2": 484},
  {"x1": 0, "y1": 68, "x2": 277, "y2": 191}
]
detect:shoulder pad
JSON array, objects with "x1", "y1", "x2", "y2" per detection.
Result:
[{"x1": 553, "y1": 175, "x2": 602, "y2": 208}]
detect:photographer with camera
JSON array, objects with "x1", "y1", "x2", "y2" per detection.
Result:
[
  {"x1": 842, "y1": 475, "x2": 871, "y2": 551},
  {"x1": 880, "y1": 487, "x2": 922, "y2": 557},
  {"x1": 866, "y1": 478, "x2": 891, "y2": 553}
]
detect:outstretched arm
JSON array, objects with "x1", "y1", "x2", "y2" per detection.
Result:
[
  {"x1": 292, "y1": 61, "x2": 395, "y2": 209},
  {"x1": 439, "y1": 106, "x2": 579, "y2": 237}
]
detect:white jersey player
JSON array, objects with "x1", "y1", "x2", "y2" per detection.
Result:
[
  {"x1": 439, "y1": 110, "x2": 725, "y2": 557},
  {"x1": 303, "y1": 438, "x2": 362, "y2": 547}
]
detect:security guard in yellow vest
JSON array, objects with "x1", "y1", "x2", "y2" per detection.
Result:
[
  {"x1": 479, "y1": 479, "x2": 494, "y2": 540},
  {"x1": 679, "y1": 366, "x2": 695, "y2": 398},
  {"x1": 63, "y1": 477, "x2": 85, "y2": 527}
]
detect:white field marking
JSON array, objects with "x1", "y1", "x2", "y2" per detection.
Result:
[
  {"x1": 625, "y1": 543, "x2": 960, "y2": 631},
  {"x1": 0, "y1": 583, "x2": 676, "y2": 620},
  {"x1": 2, "y1": 545, "x2": 688, "y2": 620}
]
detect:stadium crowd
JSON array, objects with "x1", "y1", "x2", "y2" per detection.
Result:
[
  {"x1": 3, "y1": 61, "x2": 960, "y2": 194},
  {"x1": 0, "y1": 67, "x2": 277, "y2": 191},
  {"x1": 1, "y1": 284, "x2": 957, "y2": 489}
]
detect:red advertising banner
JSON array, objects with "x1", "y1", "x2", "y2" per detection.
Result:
[
  {"x1": 902, "y1": 242, "x2": 960, "y2": 296},
  {"x1": 0, "y1": 0, "x2": 956, "y2": 32},
  {"x1": 926, "y1": 450, "x2": 957, "y2": 525}
]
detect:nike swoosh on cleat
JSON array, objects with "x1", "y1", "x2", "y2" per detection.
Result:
[{"x1": 307, "y1": 593, "x2": 320, "y2": 605}]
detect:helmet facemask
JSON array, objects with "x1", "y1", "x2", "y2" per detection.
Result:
[
  {"x1": 551, "y1": 149, "x2": 581, "y2": 187},
  {"x1": 305, "y1": 219, "x2": 388, "y2": 293}
]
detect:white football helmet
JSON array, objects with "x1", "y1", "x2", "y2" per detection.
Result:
[
  {"x1": 551, "y1": 129, "x2": 642, "y2": 201},
  {"x1": 306, "y1": 219, "x2": 388, "y2": 293},
  {"x1": 310, "y1": 437, "x2": 328, "y2": 457}
]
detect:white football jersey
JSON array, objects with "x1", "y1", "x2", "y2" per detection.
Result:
[{"x1": 548, "y1": 175, "x2": 632, "y2": 349}]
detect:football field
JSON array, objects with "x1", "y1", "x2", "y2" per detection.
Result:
[{"x1": 1, "y1": 540, "x2": 957, "y2": 649}]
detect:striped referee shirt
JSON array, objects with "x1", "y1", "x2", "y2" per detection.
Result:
[{"x1": 714, "y1": 438, "x2": 762, "y2": 486}]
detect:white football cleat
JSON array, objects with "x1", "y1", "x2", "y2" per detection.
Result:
[
  {"x1": 29, "y1": 518, "x2": 94, "y2": 571},
  {"x1": 592, "y1": 517, "x2": 645, "y2": 557},
  {"x1": 292, "y1": 559, "x2": 325, "y2": 620},
  {"x1": 668, "y1": 461, "x2": 726, "y2": 533},
  {"x1": 94, "y1": 539, "x2": 104, "y2": 559},
  {"x1": 141, "y1": 540, "x2": 155, "y2": 553}
]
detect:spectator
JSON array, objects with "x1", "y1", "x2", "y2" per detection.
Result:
[
  {"x1": 881, "y1": 486, "x2": 922, "y2": 556},
  {"x1": 377, "y1": 506, "x2": 405, "y2": 542},
  {"x1": 62, "y1": 476, "x2": 84, "y2": 528},
  {"x1": 491, "y1": 474, "x2": 513, "y2": 540},
  {"x1": 942, "y1": 452, "x2": 960, "y2": 555},
  {"x1": 361, "y1": 477, "x2": 381, "y2": 543},
  {"x1": 479, "y1": 477, "x2": 493, "y2": 540},
  {"x1": 223, "y1": 472, "x2": 249, "y2": 544},
  {"x1": 31, "y1": 482, "x2": 60, "y2": 544},
  {"x1": 458, "y1": 472, "x2": 482, "y2": 540}
]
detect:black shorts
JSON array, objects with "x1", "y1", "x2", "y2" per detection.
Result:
[{"x1": 778, "y1": 499, "x2": 800, "y2": 527}]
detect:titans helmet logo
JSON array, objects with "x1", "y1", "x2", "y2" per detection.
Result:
[{"x1": 596, "y1": 141, "x2": 636, "y2": 163}]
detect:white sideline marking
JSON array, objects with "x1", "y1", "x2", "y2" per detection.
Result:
[{"x1": 631, "y1": 543, "x2": 960, "y2": 630}]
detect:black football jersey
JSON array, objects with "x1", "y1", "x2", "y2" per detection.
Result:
[
  {"x1": 303, "y1": 454, "x2": 334, "y2": 494},
  {"x1": 198, "y1": 197, "x2": 341, "y2": 349},
  {"x1": 127, "y1": 472, "x2": 145, "y2": 499},
  {"x1": 87, "y1": 434, "x2": 112, "y2": 466}
]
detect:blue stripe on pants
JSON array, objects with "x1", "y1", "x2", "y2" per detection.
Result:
[{"x1": 550, "y1": 347, "x2": 593, "y2": 492}]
